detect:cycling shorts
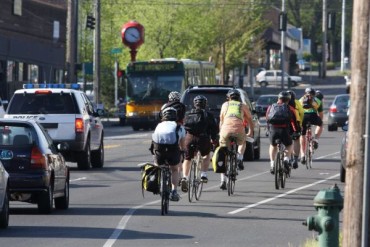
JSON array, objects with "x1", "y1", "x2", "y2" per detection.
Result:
[
  {"x1": 184, "y1": 134, "x2": 211, "y2": 160},
  {"x1": 154, "y1": 148, "x2": 181, "y2": 166},
  {"x1": 219, "y1": 131, "x2": 246, "y2": 148},
  {"x1": 269, "y1": 127, "x2": 293, "y2": 147},
  {"x1": 302, "y1": 113, "x2": 322, "y2": 135}
]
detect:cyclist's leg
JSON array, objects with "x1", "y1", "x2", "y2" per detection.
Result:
[
  {"x1": 181, "y1": 135, "x2": 196, "y2": 192},
  {"x1": 219, "y1": 132, "x2": 230, "y2": 189},
  {"x1": 312, "y1": 114, "x2": 323, "y2": 149},
  {"x1": 282, "y1": 128, "x2": 293, "y2": 168},
  {"x1": 269, "y1": 127, "x2": 279, "y2": 173},
  {"x1": 168, "y1": 151, "x2": 181, "y2": 201},
  {"x1": 234, "y1": 132, "x2": 246, "y2": 170},
  {"x1": 199, "y1": 136, "x2": 212, "y2": 182},
  {"x1": 300, "y1": 114, "x2": 309, "y2": 163}
]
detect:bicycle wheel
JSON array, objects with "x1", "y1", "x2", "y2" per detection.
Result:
[
  {"x1": 195, "y1": 154, "x2": 203, "y2": 201},
  {"x1": 274, "y1": 152, "x2": 280, "y2": 190},
  {"x1": 280, "y1": 154, "x2": 286, "y2": 189},
  {"x1": 305, "y1": 138, "x2": 310, "y2": 169},
  {"x1": 308, "y1": 142, "x2": 313, "y2": 169},
  {"x1": 188, "y1": 160, "x2": 196, "y2": 202},
  {"x1": 227, "y1": 154, "x2": 236, "y2": 196},
  {"x1": 160, "y1": 170, "x2": 169, "y2": 215}
]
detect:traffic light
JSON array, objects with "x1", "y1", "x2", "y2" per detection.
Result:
[
  {"x1": 278, "y1": 12, "x2": 287, "y2": 31},
  {"x1": 86, "y1": 15, "x2": 96, "y2": 30},
  {"x1": 117, "y1": 70, "x2": 125, "y2": 78},
  {"x1": 328, "y1": 12, "x2": 336, "y2": 31}
]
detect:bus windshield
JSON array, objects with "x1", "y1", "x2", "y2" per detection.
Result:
[{"x1": 126, "y1": 75, "x2": 183, "y2": 102}]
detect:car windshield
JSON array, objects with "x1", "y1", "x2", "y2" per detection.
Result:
[
  {"x1": 0, "y1": 124, "x2": 35, "y2": 146},
  {"x1": 182, "y1": 90, "x2": 229, "y2": 111},
  {"x1": 257, "y1": 96, "x2": 277, "y2": 105},
  {"x1": 334, "y1": 95, "x2": 350, "y2": 107}
]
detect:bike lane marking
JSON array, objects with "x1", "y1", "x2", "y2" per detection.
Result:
[{"x1": 228, "y1": 151, "x2": 340, "y2": 215}]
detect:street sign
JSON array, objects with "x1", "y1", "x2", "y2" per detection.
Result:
[{"x1": 111, "y1": 47, "x2": 123, "y2": 54}]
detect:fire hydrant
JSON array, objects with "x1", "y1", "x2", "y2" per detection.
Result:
[{"x1": 302, "y1": 184, "x2": 343, "y2": 247}]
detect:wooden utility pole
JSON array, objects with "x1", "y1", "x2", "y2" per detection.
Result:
[
  {"x1": 93, "y1": 0, "x2": 101, "y2": 104},
  {"x1": 342, "y1": 0, "x2": 369, "y2": 246},
  {"x1": 66, "y1": 0, "x2": 77, "y2": 83}
]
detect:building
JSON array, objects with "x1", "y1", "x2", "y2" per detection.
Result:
[{"x1": 0, "y1": 0, "x2": 67, "y2": 101}]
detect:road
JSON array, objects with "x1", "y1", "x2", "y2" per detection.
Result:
[{"x1": 0, "y1": 76, "x2": 347, "y2": 247}]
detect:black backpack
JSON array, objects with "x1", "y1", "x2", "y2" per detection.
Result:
[
  {"x1": 184, "y1": 109, "x2": 208, "y2": 135},
  {"x1": 267, "y1": 103, "x2": 291, "y2": 125}
]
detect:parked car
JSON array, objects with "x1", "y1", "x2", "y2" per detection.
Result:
[
  {"x1": 297, "y1": 59, "x2": 312, "y2": 71},
  {"x1": 255, "y1": 70, "x2": 302, "y2": 87},
  {"x1": 0, "y1": 97, "x2": 8, "y2": 118},
  {"x1": 0, "y1": 119, "x2": 70, "y2": 214},
  {"x1": 0, "y1": 161, "x2": 9, "y2": 228},
  {"x1": 344, "y1": 74, "x2": 351, "y2": 93},
  {"x1": 340, "y1": 123, "x2": 348, "y2": 182},
  {"x1": 181, "y1": 85, "x2": 261, "y2": 161},
  {"x1": 327, "y1": 94, "x2": 350, "y2": 131},
  {"x1": 254, "y1": 94, "x2": 278, "y2": 118},
  {"x1": 5, "y1": 83, "x2": 105, "y2": 170}
]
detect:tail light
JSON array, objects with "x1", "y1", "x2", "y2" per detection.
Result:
[
  {"x1": 329, "y1": 106, "x2": 337, "y2": 113},
  {"x1": 30, "y1": 146, "x2": 47, "y2": 169},
  {"x1": 75, "y1": 118, "x2": 84, "y2": 133}
]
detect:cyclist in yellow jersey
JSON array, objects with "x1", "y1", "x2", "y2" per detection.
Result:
[
  {"x1": 299, "y1": 88, "x2": 323, "y2": 164},
  {"x1": 286, "y1": 90, "x2": 304, "y2": 168},
  {"x1": 219, "y1": 89, "x2": 254, "y2": 189}
]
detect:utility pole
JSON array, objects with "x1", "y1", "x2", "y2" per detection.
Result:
[
  {"x1": 321, "y1": 0, "x2": 327, "y2": 78},
  {"x1": 280, "y1": 0, "x2": 286, "y2": 90},
  {"x1": 340, "y1": 0, "x2": 346, "y2": 72},
  {"x1": 66, "y1": 0, "x2": 77, "y2": 83},
  {"x1": 342, "y1": 0, "x2": 369, "y2": 246},
  {"x1": 93, "y1": 0, "x2": 101, "y2": 104}
]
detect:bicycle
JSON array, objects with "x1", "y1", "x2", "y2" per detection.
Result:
[
  {"x1": 225, "y1": 136, "x2": 238, "y2": 196},
  {"x1": 158, "y1": 163, "x2": 171, "y2": 215},
  {"x1": 274, "y1": 139, "x2": 290, "y2": 190},
  {"x1": 304, "y1": 122, "x2": 314, "y2": 169},
  {"x1": 187, "y1": 144, "x2": 203, "y2": 202}
]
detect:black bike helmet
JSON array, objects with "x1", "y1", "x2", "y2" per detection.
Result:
[
  {"x1": 305, "y1": 87, "x2": 316, "y2": 96},
  {"x1": 193, "y1": 95, "x2": 207, "y2": 109},
  {"x1": 168, "y1": 91, "x2": 181, "y2": 102},
  {"x1": 286, "y1": 90, "x2": 296, "y2": 101},
  {"x1": 278, "y1": 91, "x2": 291, "y2": 103},
  {"x1": 315, "y1": 90, "x2": 324, "y2": 101},
  {"x1": 227, "y1": 89, "x2": 241, "y2": 101},
  {"x1": 161, "y1": 107, "x2": 177, "y2": 121}
]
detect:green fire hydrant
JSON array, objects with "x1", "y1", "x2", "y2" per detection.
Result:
[{"x1": 302, "y1": 184, "x2": 343, "y2": 247}]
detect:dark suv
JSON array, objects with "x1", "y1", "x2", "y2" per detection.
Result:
[{"x1": 181, "y1": 85, "x2": 260, "y2": 161}]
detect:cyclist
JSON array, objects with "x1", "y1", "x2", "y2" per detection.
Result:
[
  {"x1": 180, "y1": 95, "x2": 219, "y2": 192},
  {"x1": 299, "y1": 87, "x2": 323, "y2": 164},
  {"x1": 159, "y1": 91, "x2": 186, "y2": 124},
  {"x1": 286, "y1": 90, "x2": 304, "y2": 169},
  {"x1": 315, "y1": 90, "x2": 325, "y2": 122},
  {"x1": 266, "y1": 91, "x2": 299, "y2": 174},
  {"x1": 219, "y1": 89, "x2": 254, "y2": 190},
  {"x1": 151, "y1": 107, "x2": 186, "y2": 201}
]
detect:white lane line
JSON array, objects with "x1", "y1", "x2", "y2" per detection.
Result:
[
  {"x1": 228, "y1": 151, "x2": 340, "y2": 215},
  {"x1": 105, "y1": 134, "x2": 149, "y2": 140},
  {"x1": 70, "y1": 177, "x2": 86, "y2": 182}
]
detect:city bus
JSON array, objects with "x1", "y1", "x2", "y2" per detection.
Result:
[{"x1": 124, "y1": 58, "x2": 216, "y2": 130}]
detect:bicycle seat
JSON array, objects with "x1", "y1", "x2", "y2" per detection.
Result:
[{"x1": 275, "y1": 139, "x2": 282, "y2": 145}]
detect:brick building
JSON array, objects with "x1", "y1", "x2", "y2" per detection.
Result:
[{"x1": 0, "y1": 0, "x2": 67, "y2": 101}]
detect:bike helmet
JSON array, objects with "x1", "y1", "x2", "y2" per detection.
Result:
[
  {"x1": 315, "y1": 90, "x2": 324, "y2": 100},
  {"x1": 168, "y1": 91, "x2": 181, "y2": 102},
  {"x1": 278, "y1": 91, "x2": 291, "y2": 103},
  {"x1": 161, "y1": 107, "x2": 177, "y2": 121},
  {"x1": 305, "y1": 87, "x2": 316, "y2": 96},
  {"x1": 193, "y1": 95, "x2": 207, "y2": 109},
  {"x1": 286, "y1": 90, "x2": 296, "y2": 101},
  {"x1": 227, "y1": 89, "x2": 241, "y2": 101}
]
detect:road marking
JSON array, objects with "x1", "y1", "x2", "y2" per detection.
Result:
[
  {"x1": 228, "y1": 151, "x2": 340, "y2": 215},
  {"x1": 70, "y1": 177, "x2": 86, "y2": 182},
  {"x1": 104, "y1": 144, "x2": 121, "y2": 149},
  {"x1": 105, "y1": 133, "x2": 149, "y2": 140}
]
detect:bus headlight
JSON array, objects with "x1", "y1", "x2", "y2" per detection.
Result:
[{"x1": 128, "y1": 112, "x2": 138, "y2": 117}]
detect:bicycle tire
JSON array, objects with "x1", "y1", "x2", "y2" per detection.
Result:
[
  {"x1": 274, "y1": 151, "x2": 280, "y2": 190},
  {"x1": 195, "y1": 153, "x2": 203, "y2": 201},
  {"x1": 227, "y1": 154, "x2": 236, "y2": 196},
  {"x1": 188, "y1": 160, "x2": 196, "y2": 202},
  {"x1": 160, "y1": 169, "x2": 169, "y2": 215},
  {"x1": 280, "y1": 157, "x2": 286, "y2": 189},
  {"x1": 308, "y1": 143, "x2": 313, "y2": 169}
]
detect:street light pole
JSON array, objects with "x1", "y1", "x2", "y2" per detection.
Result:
[
  {"x1": 322, "y1": 0, "x2": 327, "y2": 78},
  {"x1": 340, "y1": 0, "x2": 346, "y2": 72}
]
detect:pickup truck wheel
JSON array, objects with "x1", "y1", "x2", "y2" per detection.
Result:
[
  {"x1": 0, "y1": 193, "x2": 9, "y2": 228},
  {"x1": 38, "y1": 184, "x2": 53, "y2": 214},
  {"x1": 77, "y1": 141, "x2": 91, "y2": 170},
  {"x1": 92, "y1": 138, "x2": 104, "y2": 168}
]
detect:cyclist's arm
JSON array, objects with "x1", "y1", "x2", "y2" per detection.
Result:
[
  {"x1": 288, "y1": 106, "x2": 298, "y2": 132},
  {"x1": 219, "y1": 102, "x2": 227, "y2": 129},
  {"x1": 295, "y1": 99, "x2": 304, "y2": 126},
  {"x1": 242, "y1": 104, "x2": 254, "y2": 136}
]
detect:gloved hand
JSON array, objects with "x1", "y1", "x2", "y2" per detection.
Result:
[{"x1": 292, "y1": 131, "x2": 301, "y2": 140}]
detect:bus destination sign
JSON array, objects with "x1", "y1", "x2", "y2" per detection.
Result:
[{"x1": 132, "y1": 63, "x2": 180, "y2": 72}]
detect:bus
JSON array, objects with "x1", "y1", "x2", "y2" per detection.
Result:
[{"x1": 124, "y1": 58, "x2": 216, "y2": 130}]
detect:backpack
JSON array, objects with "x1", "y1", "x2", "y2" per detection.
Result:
[
  {"x1": 212, "y1": 146, "x2": 227, "y2": 173},
  {"x1": 267, "y1": 103, "x2": 291, "y2": 125},
  {"x1": 140, "y1": 163, "x2": 160, "y2": 196},
  {"x1": 184, "y1": 109, "x2": 208, "y2": 135},
  {"x1": 302, "y1": 95, "x2": 313, "y2": 109}
]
